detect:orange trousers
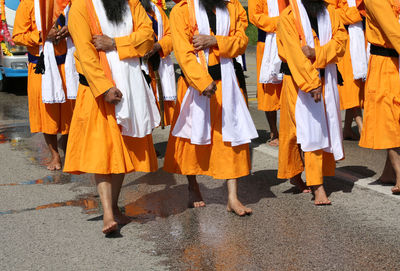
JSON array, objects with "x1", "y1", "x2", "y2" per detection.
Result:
[{"x1": 278, "y1": 75, "x2": 336, "y2": 186}]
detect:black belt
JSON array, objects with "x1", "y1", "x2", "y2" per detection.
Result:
[
  {"x1": 280, "y1": 62, "x2": 344, "y2": 85},
  {"x1": 79, "y1": 73, "x2": 89, "y2": 86},
  {"x1": 370, "y1": 44, "x2": 399, "y2": 58},
  {"x1": 258, "y1": 29, "x2": 266, "y2": 42},
  {"x1": 28, "y1": 52, "x2": 66, "y2": 65}
]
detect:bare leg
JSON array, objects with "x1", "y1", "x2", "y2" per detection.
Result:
[
  {"x1": 388, "y1": 148, "x2": 400, "y2": 194},
  {"x1": 187, "y1": 175, "x2": 205, "y2": 208},
  {"x1": 352, "y1": 107, "x2": 363, "y2": 135},
  {"x1": 289, "y1": 173, "x2": 311, "y2": 193},
  {"x1": 43, "y1": 133, "x2": 61, "y2": 170},
  {"x1": 111, "y1": 174, "x2": 131, "y2": 225},
  {"x1": 226, "y1": 179, "x2": 252, "y2": 216},
  {"x1": 343, "y1": 109, "x2": 358, "y2": 140},
  {"x1": 265, "y1": 111, "x2": 279, "y2": 146},
  {"x1": 312, "y1": 184, "x2": 331, "y2": 205},
  {"x1": 95, "y1": 174, "x2": 118, "y2": 234},
  {"x1": 58, "y1": 134, "x2": 68, "y2": 155},
  {"x1": 378, "y1": 152, "x2": 396, "y2": 184}
]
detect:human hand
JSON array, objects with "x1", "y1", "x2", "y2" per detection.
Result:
[
  {"x1": 104, "y1": 87, "x2": 123, "y2": 104},
  {"x1": 46, "y1": 28, "x2": 57, "y2": 42},
  {"x1": 310, "y1": 86, "x2": 322, "y2": 103},
  {"x1": 144, "y1": 42, "x2": 162, "y2": 60},
  {"x1": 56, "y1": 26, "x2": 69, "y2": 41},
  {"x1": 93, "y1": 35, "x2": 116, "y2": 52},
  {"x1": 301, "y1": 45, "x2": 316, "y2": 60},
  {"x1": 193, "y1": 35, "x2": 217, "y2": 52},
  {"x1": 202, "y1": 81, "x2": 217, "y2": 98}
]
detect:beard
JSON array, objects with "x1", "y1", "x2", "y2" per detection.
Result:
[
  {"x1": 141, "y1": 0, "x2": 152, "y2": 12},
  {"x1": 101, "y1": 0, "x2": 127, "y2": 24},
  {"x1": 301, "y1": 0, "x2": 326, "y2": 18},
  {"x1": 200, "y1": 0, "x2": 226, "y2": 11}
]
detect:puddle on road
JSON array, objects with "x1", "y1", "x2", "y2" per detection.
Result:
[{"x1": 0, "y1": 173, "x2": 86, "y2": 186}]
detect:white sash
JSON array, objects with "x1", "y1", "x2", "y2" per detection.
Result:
[
  {"x1": 64, "y1": 5, "x2": 79, "y2": 99},
  {"x1": 34, "y1": 0, "x2": 65, "y2": 104},
  {"x1": 347, "y1": 0, "x2": 368, "y2": 80},
  {"x1": 93, "y1": 0, "x2": 160, "y2": 138},
  {"x1": 172, "y1": 0, "x2": 258, "y2": 146},
  {"x1": 259, "y1": 0, "x2": 283, "y2": 84},
  {"x1": 151, "y1": 2, "x2": 177, "y2": 101},
  {"x1": 295, "y1": 1, "x2": 344, "y2": 160}
]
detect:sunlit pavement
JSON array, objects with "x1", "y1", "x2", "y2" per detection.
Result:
[{"x1": 1, "y1": 49, "x2": 399, "y2": 271}]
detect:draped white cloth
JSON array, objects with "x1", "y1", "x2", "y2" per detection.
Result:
[
  {"x1": 347, "y1": 0, "x2": 368, "y2": 80},
  {"x1": 34, "y1": 0, "x2": 65, "y2": 104},
  {"x1": 294, "y1": 0, "x2": 344, "y2": 160},
  {"x1": 150, "y1": 2, "x2": 177, "y2": 101},
  {"x1": 259, "y1": 0, "x2": 283, "y2": 84},
  {"x1": 64, "y1": 5, "x2": 79, "y2": 99},
  {"x1": 172, "y1": 0, "x2": 258, "y2": 146},
  {"x1": 93, "y1": 0, "x2": 160, "y2": 138}
]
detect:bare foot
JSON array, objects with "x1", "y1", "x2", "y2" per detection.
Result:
[
  {"x1": 227, "y1": 198, "x2": 252, "y2": 216},
  {"x1": 102, "y1": 215, "x2": 118, "y2": 234},
  {"x1": 188, "y1": 183, "x2": 205, "y2": 208},
  {"x1": 392, "y1": 186, "x2": 400, "y2": 195},
  {"x1": 377, "y1": 169, "x2": 396, "y2": 185},
  {"x1": 267, "y1": 137, "x2": 279, "y2": 147},
  {"x1": 312, "y1": 185, "x2": 331, "y2": 206},
  {"x1": 290, "y1": 176, "x2": 311, "y2": 193},
  {"x1": 113, "y1": 208, "x2": 132, "y2": 225},
  {"x1": 47, "y1": 154, "x2": 61, "y2": 171}
]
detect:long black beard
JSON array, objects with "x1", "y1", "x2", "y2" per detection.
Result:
[
  {"x1": 200, "y1": 0, "x2": 225, "y2": 12},
  {"x1": 141, "y1": 0, "x2": 152, "y2": 13},
  {"x1": 302, "y1": 0, "x2": 326, "y2": 18},
  {"x1": 101, "y1": 0, "x2": 127, "y2": 24}
]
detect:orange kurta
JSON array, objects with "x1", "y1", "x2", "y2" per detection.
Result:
[
  {"x1": 63, "y1": 0, "x2": 158, "y2": 175},
  {"x1": 360, "y1": 0, "x2": 400, "y2": 149},
  {"x1": 276, "y1": 5, "x2": 346, "y2": 185},
  {"x1": 330, "y1": 0, "x2": 365, "y2": 110},
  {"x1": 147, "y1": 5, "x2": 175, "y2": 126},
  {"x1": 233, "y1": 0, "x2": 249, "y2": 30},
  {"x1": 12, "y1": 0, "x2": 74, "y2": 135},
  {"x1": 249, "y1": 0, "x2": 286, "y2": 112},
  {"x1": 164, "y1": 0, "x2": 251, "y2": 180}
]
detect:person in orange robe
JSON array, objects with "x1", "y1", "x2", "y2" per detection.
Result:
[
  {"x1": 249, "y1": 0, "x2": 288, "y2": 147},
  {"x1": 164, "y1": 0, "x2": 254, "y2": 216},
  {"x1": 329, "y1": 0, "x2": 365, "y2": 139},
  {"x1": 141, "y1": 0, "x2": 175, "y2": 126},
  {"x1": 276, "y1": 0, "x2": 346, "y2": 204},
  {"x1": 13, "y1": 0, "x2": 74, "y2": 171},
  {"x1": 361, "y1": 0, "x2": 400, "y2": 194},
  {"x1": 64, "y1": 0, "x2": 157, "y2": 234}
]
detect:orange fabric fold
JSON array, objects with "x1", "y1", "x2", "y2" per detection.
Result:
[
  {"x1": 187, "y1": 0, "x2": 207, "y2": 71},
  {"x1": 289, "y1": 0, "x2": 306, "y2": 46}
]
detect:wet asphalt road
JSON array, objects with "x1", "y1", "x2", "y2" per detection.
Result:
[{"x1": 1, "y1": 51, "x2": 400, "y2": 271}]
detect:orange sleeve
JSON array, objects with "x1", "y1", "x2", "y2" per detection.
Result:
[
  {"x1": 277, "y1": 9, "x2": 321, "y2": 92},
  {"x1": 114, "y1": 0, "x2": 154, "y2": 60},
  {"x1": 215, "y1": 3, "x2": 248, "y2": 58},
  {"x1": 12, "y1": 0, "x2": 41, "y2": 47},
  {"x1": 68, "y1": 0, "x2": 114, "y2": 98},
  {"x1": 170, "y1": 2, "x2": 213, "y2": 93},
  {"x1": 337, "y1": 0, "x2": 362, "y2": 25},
  {"x1": 248, "y1": 0, "x2": 279, "y2": 33},
  {"x1": 234, "y1": 0, "x2": 249, "y2": 30},
  {"x1": 314, "y1": 6, "x2": 347, "y2": 68},
  {"x1": 365, "y1": 0, "x2": 400, "y2": 53},
  {"x1": 157, "y1": 6, "x2": 173, "y2": 58}
]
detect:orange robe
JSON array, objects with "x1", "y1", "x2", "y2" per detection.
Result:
[
  {"x1": 146, "y1": 5, "x2": 175, "y2": 126},
  {"x1": 248, "y1": 0, "x2": 287, "y2": 112},
  {"x1": 233, "y1": 0, "x2": 249, "y2": 30},
  {"x1": 63, "y1": 0, "x2": 158, "y2": 175},
  {"x1": 360, "y1": 0, "x2": 400, "y2": 149},
  {"x1": 276, "y1": 5, "x2": 346, "y2": 186},
  {"x1": 330, "y1": 0, "x2": 365, "y2": 110},
  {"x1": 163, "y1": 0, "x2": 251, "y2": 180},
  {"x1": 12, "y1": 0, "x2": 74, "y2": 135}
]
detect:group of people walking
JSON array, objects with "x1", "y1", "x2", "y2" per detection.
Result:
[{"x1": 11, "y1": 0, "x2": 400, "y2": 235}]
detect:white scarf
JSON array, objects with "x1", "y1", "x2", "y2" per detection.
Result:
[
  {"x1": 295, "y1": 1, "x2": 344, "y2": 161},
  {"x1": 347, "y1": 0, "x2": 368, "y2": 80},
  {"x1": 34, "y1": 0, "x2": 65, "y2": 104},
  {"x1": 64, "y1": 5, "x2": 79, "y2": 99},
  {"x1": 259, "y1": 0, "x2": 283, "y2": 84},
  {"x1": 172, "y1": 0, "x2": 258, "y2": 146},
  {"x1": 93, "y1": 0, "x2": 160, "y2": 137},
  {"x1": 150, "y1": 2, "x2": 177, "y2": 101}
]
